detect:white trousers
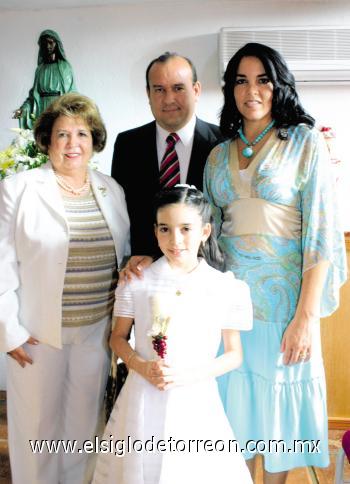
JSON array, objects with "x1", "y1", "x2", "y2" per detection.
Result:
[{"x1": 6, "y1": 317, "x2": 111, "y2": 484}]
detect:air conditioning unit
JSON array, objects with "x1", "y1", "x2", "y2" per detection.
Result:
[{"x1": 219, "y1": 26, "x2": 350, "y2": 84}]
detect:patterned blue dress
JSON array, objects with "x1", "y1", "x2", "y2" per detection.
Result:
[{"x1": 203, "y1": 124, "x2": 347, "y2": 472}]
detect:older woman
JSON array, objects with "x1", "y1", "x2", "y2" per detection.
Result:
[
  {"x1": 0, "y1": 93, "x2": 130, "y2": 484},
  {"x1": 204, "y1": 43, "x2": 347, "y2": 483}
]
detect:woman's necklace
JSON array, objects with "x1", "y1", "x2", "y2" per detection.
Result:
[
  {"x1": 238, "y1": 120, "x2": 275, "y2": 159},
  {"x1": 54, "y1": 172, "x2": 90, "y2": 196}
]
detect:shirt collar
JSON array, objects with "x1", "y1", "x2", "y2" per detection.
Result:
[{"x1": 156, "y1": 114, "x2": 196, "y2": 147}]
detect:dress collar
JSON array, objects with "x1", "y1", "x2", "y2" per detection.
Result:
[{"x1": 150, "y1": 255, "x2": 206, "y2": 279}]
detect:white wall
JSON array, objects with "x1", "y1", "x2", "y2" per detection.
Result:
[
  {"x1": 1, "y1": 0, "x2": 350, "y2": 388},
  {"x1": 1, "y1": 1, "x2": 350, "y2": 172}
]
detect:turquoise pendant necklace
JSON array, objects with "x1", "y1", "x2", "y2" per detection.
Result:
[{"x1": 238, "y1": 120, "x2": 275, "y2": 159}]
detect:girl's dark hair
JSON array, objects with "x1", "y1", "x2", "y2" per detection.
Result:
[
  {"x1": 220, "y1": 42, "x2": 315, "y2": 139},
  {"x1": 154, "y1": 186, "x2": 225, "y2": 271}
]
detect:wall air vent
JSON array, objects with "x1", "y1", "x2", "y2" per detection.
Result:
[{"x1": 219, "y1": 26, "x2": 350, "y2": 84}]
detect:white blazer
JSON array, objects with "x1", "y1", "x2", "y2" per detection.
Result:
[{"x1": 0, "y1": 162, "x2": 130, "y2": 352}]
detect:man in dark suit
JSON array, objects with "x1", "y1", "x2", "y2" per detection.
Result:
[{"x1": 111, "y1": 52, "x2": 222, "y2": 257}]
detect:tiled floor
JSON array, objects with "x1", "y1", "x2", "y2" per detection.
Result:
[
  {"x1": 0, "y1": 392, "x2": 10, "y2": 484},
  {"x1": 254, "y1": 432, "x2": 350, "y2": 483},
  {"x1": 0, "y1": 390, "x2": 349, "y2": 483}
]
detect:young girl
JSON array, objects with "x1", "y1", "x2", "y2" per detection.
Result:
[{"x1": 93, "y1": 185, "x2": 253, "y2": 484}]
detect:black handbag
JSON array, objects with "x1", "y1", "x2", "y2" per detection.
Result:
[{"x1": 104, "y1": 355, "x2": 128, "y2": 423}]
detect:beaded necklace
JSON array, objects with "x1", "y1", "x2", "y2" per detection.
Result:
[
  {"x1": 54, "y1": 172, "x2": 90, "y2": 196},
  {"x1": 238, "y1": 120, "x2": 275, "y2": 159}
]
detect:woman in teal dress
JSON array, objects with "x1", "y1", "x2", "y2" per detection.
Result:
[{"x1": 203, "y1": 42, "x2": 347, "y2": 483}]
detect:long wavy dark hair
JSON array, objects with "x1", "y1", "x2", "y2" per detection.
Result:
[
  {"x1": 220, "y1": 42, "x2": 315, "y2": 139},
  {"x1": 153, "y1": 186, "x2": 225, "y2": 271}
]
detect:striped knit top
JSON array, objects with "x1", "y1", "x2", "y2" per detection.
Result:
[{"x1": 61, "y1": 190, "x2": 117, "y2": 327}]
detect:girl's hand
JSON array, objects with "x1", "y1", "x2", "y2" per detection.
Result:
[
  {"x1": 138, "y1": 360, "x2": 198, "y2": 391},
  {"x1": 161, "y1": 367, "x2": 202, "y2": 390},
  {"x1": 280, "y1": 318, "x2": 314, "y2": 365},
  {"x1": 139, "y1": 359, "x2": 174, "y2": 391},
  {"x1": 139, "y1": 328, "x2": 243, "y2": 390},
  {"x1": 7, "y1": 336, "x2": 39, "y2": 368},
  {"x1": 119, "y1": 256, "x2": 154, "y2": 284},
  {"x1": 147, "y1": 364, "x2": 201, "y2": 390}
]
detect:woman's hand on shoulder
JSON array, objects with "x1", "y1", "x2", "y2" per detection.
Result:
[
  {"x1": 7, "y1": 336, "x2": 39, "y2": 367},
  {"x1": 280, "y1": 317, "x2": 314, "y2": 365},
  {"x1": 118, "y1": 255, "x2": 153, "y2": 284}
]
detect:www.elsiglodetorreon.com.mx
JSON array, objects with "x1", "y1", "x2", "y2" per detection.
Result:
[{"x1": 29, "y1": 436, "x2": 321, "y2": 456}]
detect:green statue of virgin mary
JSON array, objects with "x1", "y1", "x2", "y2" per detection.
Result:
[{"x1": 13, "y1": 29, "x2": 77, "y2": 129}]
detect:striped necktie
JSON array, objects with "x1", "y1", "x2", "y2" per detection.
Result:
[{"x1": 159, "y1": 133, "x2": 180, "y2": 188}]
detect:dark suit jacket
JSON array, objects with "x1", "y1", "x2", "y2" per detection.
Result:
[{"x1": 111, "y1": 118, "x2": 222, "y2": 255}]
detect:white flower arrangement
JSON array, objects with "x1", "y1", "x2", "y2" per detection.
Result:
[{"x1": 0, "y1": 129, "x2": 48, "y2": 180}]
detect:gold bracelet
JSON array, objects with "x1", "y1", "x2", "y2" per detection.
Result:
[{"x1": 126, "y1": 351, "x2": 136, "y2": 368}]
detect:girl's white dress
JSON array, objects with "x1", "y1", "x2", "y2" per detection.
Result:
[{"x1": 93, "y1": 257, "x2": 253, "y2": 484}]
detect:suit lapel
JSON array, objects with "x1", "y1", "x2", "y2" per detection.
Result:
[
  {"x1": 33, "y1": 162, "x2": 68, "y2": 228},
  {"x1": 144, "y1": 121, "x2": 159, "y2": 183},
  {"x1": 90, "y1": 169, "x2": 120, "y2": 252},
  {"x1": 186, "y1": 118, "x2": 208, "y2": 188}
]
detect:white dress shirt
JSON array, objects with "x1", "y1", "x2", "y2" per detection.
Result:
[{"x1": 156, "y1": 114, "x2": 196, "y2": 183}]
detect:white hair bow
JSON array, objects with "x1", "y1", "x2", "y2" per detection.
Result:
[{"x1": 174, "y1": 183, "x2": 197, "y2": 190}]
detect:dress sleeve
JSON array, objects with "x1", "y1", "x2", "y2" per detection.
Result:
[
  {"x1": 220, "y1": 272, "x2": 253, "y2": 331},
  {"x1": 0, "y1": 178, "x2": 30, "y2": 352},
  {"x1": 113, "y1": 283, "x2": 134, "y2": 318},
  {"x1": 300, "y1": 128, "x2": 347, "y2": 316}
]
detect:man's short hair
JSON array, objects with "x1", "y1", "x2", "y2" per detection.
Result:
[{"x1": 145, "y1": 52, "x2": 198, "y2": 89}]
